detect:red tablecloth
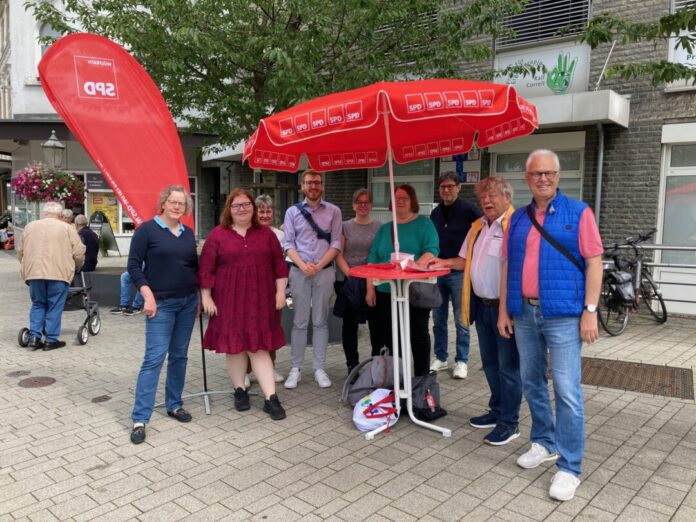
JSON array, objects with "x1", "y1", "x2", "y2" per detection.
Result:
[{"x1": 349, "y1": 263, "x2": 450, "y2": 280}]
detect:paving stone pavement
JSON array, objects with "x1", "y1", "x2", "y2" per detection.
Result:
[{"x1": 2, "y1": 250, "x2": 696, "y2": 521}]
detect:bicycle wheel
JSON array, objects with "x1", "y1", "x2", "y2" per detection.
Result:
[
  {"x1": 640, "y1": 272, "x2": 667, "y2": 323},
  {"x1": 598, "y1": 278, "x2": 630, "y2": 336}
]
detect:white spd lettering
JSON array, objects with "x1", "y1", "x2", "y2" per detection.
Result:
[
  {"x1": 428, "y1": 100, "x2": 442, "y2": 109},
  {"x1": 280, "y1": 129, "x2": 294, "y2": 137},
  {"x1": 447, "y1": 100, "x2": 460, "y2": 107},
  {"x1": 83, "y1": 81, "x2": 116, "y2": 97},
  {"x1": 330, "y1": 116, "x2": 343, "y2": 124},
  {"x1": 346, "y1": 112, "x2": 361, "y2": 120},
  {"x1": 312, "y1": 119, "x2": 325, "y2": 127},
  {"x1": 464, "y1": 99, "x2": 477, "y2": 106},
  {"x1": 295, "y1": 123, "x2": 308, "y2": 131},
  {"x1": 409, "y1": 103, "x2": 423, "y2": 111}
]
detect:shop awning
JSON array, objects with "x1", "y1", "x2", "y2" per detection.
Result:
[{"x1": 0, "y1": 119, "x2": 217, "y2": 155}]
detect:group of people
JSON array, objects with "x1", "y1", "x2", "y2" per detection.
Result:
[
  {"x1": 99, "y1": 149, "x2": 600, "y2": 503},
  {"x1": 17, "y1": 204, "x2": 99, "y2": 350}
]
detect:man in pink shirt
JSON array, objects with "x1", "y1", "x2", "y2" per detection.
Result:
[{"x1": 498, "y1": 149, "x2": 603, "y2": 502}]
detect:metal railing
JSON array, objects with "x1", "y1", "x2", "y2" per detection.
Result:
[{"x1": 612, "y1": 244, "x2": 696, "y2": 305}]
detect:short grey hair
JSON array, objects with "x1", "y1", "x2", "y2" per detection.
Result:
[
  {"x1": 158, "y1": 185, "x2": 193, "y2": 215},
  {"x1": 475, "y1": 176, "x2": 513, "y2": 201},
  {"x1": 526, "y1": 149, "x2": 560, "y2": 172},
  {"x1": 43, "y1": 201, "x2": 63, "y2": 216},
  {"x1": 352, "y1": 188, "x2": 372, "y2": 204},
  {"x1": 255, "y1": 194, "x2": 273, "y2": 208},
  {"x1": 75, "y1": 214, "x2": 89, "y2": 227}
]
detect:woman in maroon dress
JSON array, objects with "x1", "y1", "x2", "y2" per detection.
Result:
[{"x1": 199, "y1": 188, "x2": 289, "y2": 420}]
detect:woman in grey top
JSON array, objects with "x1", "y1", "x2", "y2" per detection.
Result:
[{"x1": 335, "y1": 188, "x2": 382, "y2": 373}]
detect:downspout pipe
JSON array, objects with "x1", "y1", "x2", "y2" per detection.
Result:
[{"x1": 595, "y1": 123, "x2": 604, "y2": 225}]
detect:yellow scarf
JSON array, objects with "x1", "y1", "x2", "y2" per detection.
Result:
[{"x1": 460, "y1": 205, "x2": 514, "y2": 327}]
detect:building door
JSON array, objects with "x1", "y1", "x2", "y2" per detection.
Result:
[{"x1": 657, "y1": 143, "x2": 696, "y2": 315}]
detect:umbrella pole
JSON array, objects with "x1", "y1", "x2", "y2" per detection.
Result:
[{"x1": 381, "y1": 98, "x2": 400, "y2": 259}]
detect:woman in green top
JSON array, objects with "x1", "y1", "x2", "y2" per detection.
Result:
[{"x1": 366, "y1": 184, "x2": 440, "y2": 376}]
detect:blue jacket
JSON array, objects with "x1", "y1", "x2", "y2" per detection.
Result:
[{"x1": 506, "y1": 190, "x2": 587, "y2": 318}]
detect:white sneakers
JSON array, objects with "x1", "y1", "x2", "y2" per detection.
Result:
[
  {"x1": 549, "y1": 471, "x2": 581, "y2": 501},
  {"x1": 273, "y1": 369, "x2": 284, "y2": 383},
  {"x1": 314, "y1": 369, "x2": 332, "y2": 388},
  {"x1": 284, "y1": 368, "x2": 301, "y2": 389},
  {"x1": 452, "y1": 361, "x2": 468, "y2": 379},
  {"x1": 516, "y1": 442, "x2": 560, "y2": 469},
  {"x1": 284, "y1": 368, "x2": 332, "y2": 388},
  {"x1": 430, "y1": 358, "x2": 468, "y2": 379},
  {"x1": 430, "y1": 358, "x2": 448, "y2": 372}
]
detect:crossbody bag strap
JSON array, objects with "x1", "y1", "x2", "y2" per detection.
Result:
[
  {"x1": 526, "y1": 205, "x2": 583, "y2": 274},
  {"x1": 296, "y1": 203, "x2": 331, "y2": 243}
]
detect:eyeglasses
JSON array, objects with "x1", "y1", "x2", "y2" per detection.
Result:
[
  {"x1": 527, "y1": 171, "x2": 558, "y2": 180},
  {"x1": 304, "y1": 180, "x2": 323, "y2": 186},
  {"x1": 355, "y1": 200, "x2": 371, "y2": 206},
  {"x1": 439, "y1": 184, "x2": 458, "y2": 190},
  {"x1": 231, "y1": 202, "x2": 253, "y2": 211},
  {"x1": 394, "y1": 196, "x2": 410, "y2": 202},
  {"x1": 166, "y1": 200, "x2": 186, "y2": 208}
]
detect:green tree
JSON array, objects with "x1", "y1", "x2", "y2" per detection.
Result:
[
  {"x1": 26, "y1": 0, "x2": 526, "y2": 147},
  {"x1": 577, "y1": 7, "x2": 696, "y2": 87}
]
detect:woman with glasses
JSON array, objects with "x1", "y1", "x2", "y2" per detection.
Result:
[
  {"x1": 367, "y1": 184, "x2": 440, "y2": 376},
  {"x1": 241, "y1": 194, "x2": 287, "y2": 386},
  {"x1": 335, "y1": 188, "x2": 382, "y2": 374},
  {"x1": 199, "y1": 188, "x2": 289, "y2": 420},
  {"x1": 128, "y1": 185, "x2": 199, "y2": 445}
]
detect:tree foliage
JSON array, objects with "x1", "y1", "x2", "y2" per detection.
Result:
[
  {"x1": 577, "y1": 7, "x2": 696, "y2": 86},
  {"x1": 26, "y1": 0, "x2": 527, "y2": 147}
]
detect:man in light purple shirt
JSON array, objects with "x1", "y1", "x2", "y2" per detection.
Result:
[{"x1": 283, "y1": 169, "x2": 343, "y2": 389}]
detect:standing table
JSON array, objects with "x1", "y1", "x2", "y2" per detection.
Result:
[{"x1": 349, "y1": 263, "x2": 453, "y2": 440}]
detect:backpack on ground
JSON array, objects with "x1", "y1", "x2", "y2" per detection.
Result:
[
  {"x1": 411, "y1": 371, "x2": 447, "y2": 421},
  {"x1": 341, "y1": 355, "x2": 402, "y2": 407}
]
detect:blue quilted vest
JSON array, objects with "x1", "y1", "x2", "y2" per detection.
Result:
[{"x1": 506, "y1": 190, "x2": 587, "y2": 318}]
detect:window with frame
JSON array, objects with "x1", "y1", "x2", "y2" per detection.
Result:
[
  {"x1": 370, "y1": 160, "x2": 435, "y2": 212},
  {"x1": 493, "y1": 150, "x2": 583, "y2": 209},
  {"x1": 496, "y1": 0, "x2": 591, "y2": 49}
]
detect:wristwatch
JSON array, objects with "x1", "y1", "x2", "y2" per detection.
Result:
[{"x1": 584, "y1": 304, "x2": 598, "y2": 313}]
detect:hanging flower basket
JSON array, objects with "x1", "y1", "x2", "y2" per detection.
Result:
[{"x1": 11, "y1": 163, "x2": 85, "y2": 209}]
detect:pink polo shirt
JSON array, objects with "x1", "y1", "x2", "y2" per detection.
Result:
[{"x1": 503, "y1": 207, "x2": 603, "y2": 298}]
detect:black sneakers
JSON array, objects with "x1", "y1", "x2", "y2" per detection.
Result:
[
  {"x1": 110, "y1": 305, "x2": 127, "y2": 315},
  {"x1": 234, "y1": 387, "x2": 251, "y2": 411},
  {"x1": 130, "y1": 424, "x2": 146, "y2": 444},
  {"x1": 124, "y1": 307, "x2": 142, "y2": 316},
  {"x1": 263, "y1": 394, "x2": 286, "y2": 420},
  {"x1": 43, "y1": 340, "x2": 66, "y2": 351},
  {"x1": 167, "y1": 408, "x2": 192, "y2": 423}
]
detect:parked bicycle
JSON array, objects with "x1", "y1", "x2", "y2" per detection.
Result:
[{"x1": 598, "y1": 228, "x2": 667, "y2": 336}]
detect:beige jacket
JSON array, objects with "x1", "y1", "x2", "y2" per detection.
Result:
[{"x1": 18, "y1": 217, "x2": 86, "y2": 284}]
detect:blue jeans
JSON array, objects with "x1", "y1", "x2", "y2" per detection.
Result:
[
  {"x1": 131, "y1": 293, "x2": 198, "y2": 423},
  {"x1": 28, "y1": 280, "x2": 69, "y2": 342},
  {"x1": 474, "y1": 301, "x2": 522, "y2": 428},
  {"x1": 514, "y1": 301, "x2": 584, "y2": 477},
  {"x1": 120, "y1": 271, "x2": 144, "y2": 309},
  {"x1": 432, "y1": 271, "x2": 470, "y2": 363}
]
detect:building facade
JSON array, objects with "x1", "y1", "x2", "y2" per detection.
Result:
[{"x1": 0, "y1": 0, "x2": 209, "y2": 252}]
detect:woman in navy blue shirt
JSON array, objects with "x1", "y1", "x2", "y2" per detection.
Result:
[{"x1": 127, "y1": 185, "x2": 199, "y2": 445}]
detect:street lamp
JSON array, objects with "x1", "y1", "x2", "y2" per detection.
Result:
[{"x1": 41, "y1": 130, "x2": 66, "y2": 169}]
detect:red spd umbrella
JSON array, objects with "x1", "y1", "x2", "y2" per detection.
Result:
[{"x1": 243, "y1": 79, "x2": 538, "y2": 255}]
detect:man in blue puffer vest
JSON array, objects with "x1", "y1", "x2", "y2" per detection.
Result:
[{"x1": 498, "y1": 149, "x2": 603, "y2": 502}]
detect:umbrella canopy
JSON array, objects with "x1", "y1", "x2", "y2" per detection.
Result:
[
  {"x1": 243, "y1": 79, "x2": 537, "y2": 172},
  {"x1": 243, "y1": 78, "x2": 538, "y2": 255}
]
